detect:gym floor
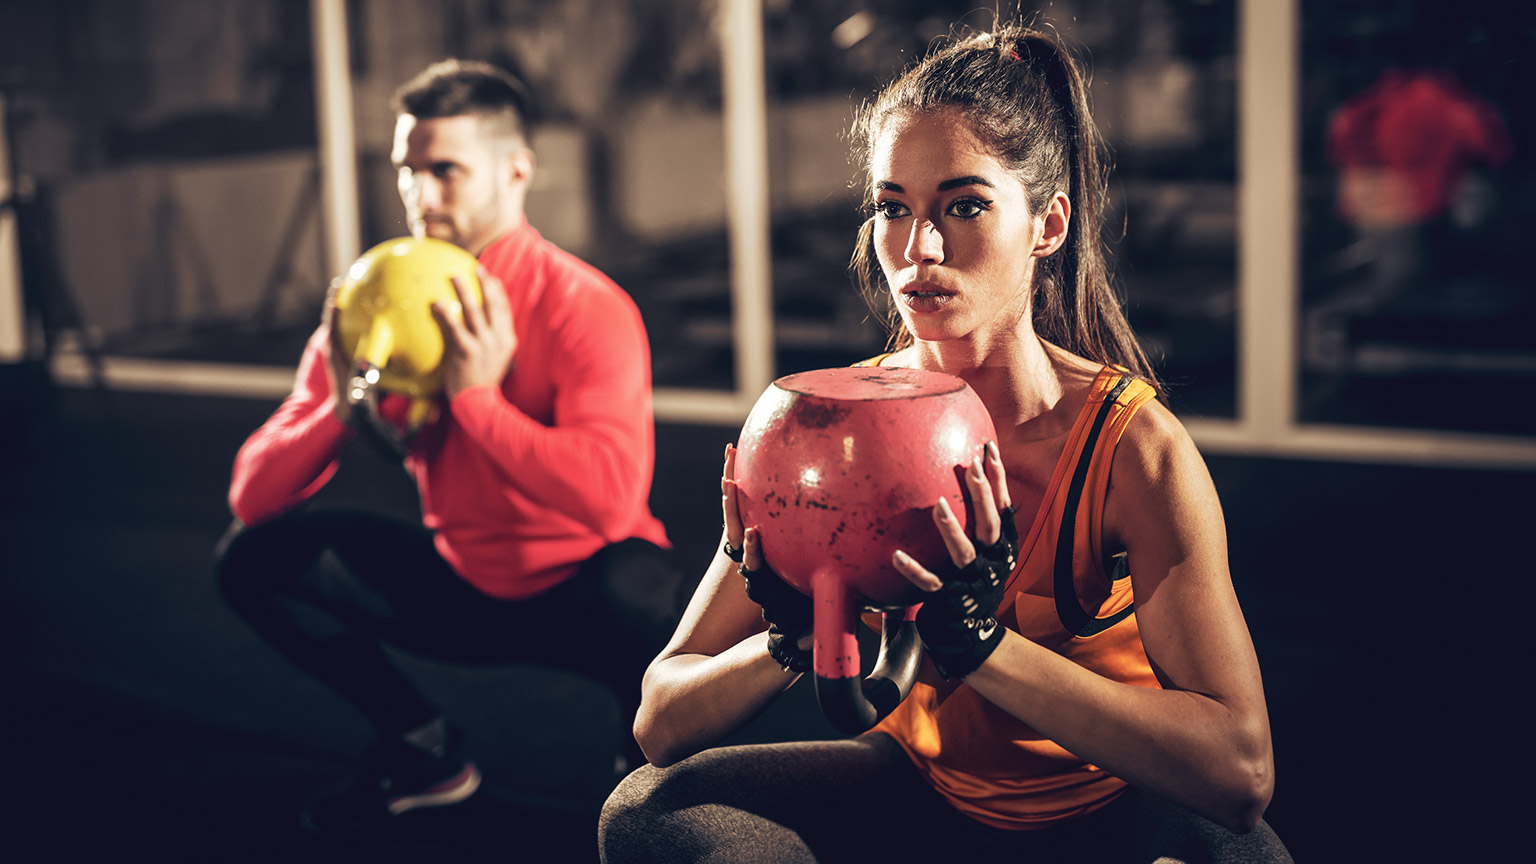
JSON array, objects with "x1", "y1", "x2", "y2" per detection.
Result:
[{"x1": 1, "y1": 379, "x2": 1527, "y2": 862}]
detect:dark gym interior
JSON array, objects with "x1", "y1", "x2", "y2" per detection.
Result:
[{"x1": 2, "y1": 2, "x2": 1533, "y2": 862}]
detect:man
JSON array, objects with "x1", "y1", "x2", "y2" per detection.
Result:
[{"x1": 216, "y1": 59, "x2": 681, "y2": 831}]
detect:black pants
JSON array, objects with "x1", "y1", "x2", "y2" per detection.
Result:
[
  {"x1": 215, "y1": 509, "x2": 685, "y2": 768},
  {"x1": 599, "y1": 734, "x2": 1293, "y2": 864}
]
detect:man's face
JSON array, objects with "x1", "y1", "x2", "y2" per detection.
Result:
[{"x1": 391, "y1": 113, "x2": 524, "y2": 256}]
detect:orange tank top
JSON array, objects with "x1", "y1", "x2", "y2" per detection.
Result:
[{"x1": 871, "y1": 364, "x2": 1162, "y2": 830}]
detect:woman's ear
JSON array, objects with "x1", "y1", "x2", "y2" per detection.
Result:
[{"x1": 1031, "y1": 191, "x2": 1071, "y2": 258}]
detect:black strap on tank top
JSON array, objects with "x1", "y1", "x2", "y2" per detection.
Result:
[{"x1": 1054, "y1": 375, "x2": 1136, "y2": 638}]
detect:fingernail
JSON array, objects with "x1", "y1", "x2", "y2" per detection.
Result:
[
  {"x1": 893, "y1": 549, "x2": 910, "y2": 564},
  {"x1": 970, "y1": 456, "x2": 983, "y2": 476},
  {"x1": 937, "y1": 497, "x2": 954, "y2": 517},
  {"x1": 987, "y1": 440, "x2": 1000, "y2": 460}
]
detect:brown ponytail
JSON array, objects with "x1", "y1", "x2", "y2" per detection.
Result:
[{"x1": 849, "y1": 23, "x2": 1164, "y2": 400}]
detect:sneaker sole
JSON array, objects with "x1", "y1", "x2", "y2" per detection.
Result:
[{"x1": 386, "y1": 763, "x2": 482, "y2": 815}]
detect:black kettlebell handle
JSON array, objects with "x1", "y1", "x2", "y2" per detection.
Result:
[
  {"x1": 814, "y1": 609, "x2": 923, "y2": 735},
  {"x1": 347, "y1": 361, "x2": 424, "y2": 461}
]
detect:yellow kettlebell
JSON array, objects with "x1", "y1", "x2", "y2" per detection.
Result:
[{"x1": 334, "y1": 236, "x2": 483, "y2": 431}]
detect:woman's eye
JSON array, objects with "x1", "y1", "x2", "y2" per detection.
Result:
[
  {"x1": 871, "y1": 200, "x2": 909, "y2": 220},
  {"x1": 947, "y1": 198, "x2": 993, "y2": 219}
]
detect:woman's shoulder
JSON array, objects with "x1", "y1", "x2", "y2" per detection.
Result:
[
  {"x1": 1111, "y1": 389, "x2": 1208, "y2": 503},
  {"x1": 1098, "y1": 387, "x2": 1221, "y2": 562}
]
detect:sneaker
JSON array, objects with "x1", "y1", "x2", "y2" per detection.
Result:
[
  {"x1": 381, "y1": 760, "x2": 481, "y2": 815},
  {"x1": 301, "y1": 732, "x2": 482, "y2": 832}
]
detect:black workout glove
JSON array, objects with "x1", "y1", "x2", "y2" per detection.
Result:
[
  {"x1": 727, "y1": 540, "x2": 814, "y2": 674},
  {"x1": 914, "y1": 506, "x2": 1019, "y2": 680}
]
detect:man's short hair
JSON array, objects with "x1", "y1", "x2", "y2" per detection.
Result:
[{"x1": 391, "y1": 59, "x2": 536, "y2": 144}]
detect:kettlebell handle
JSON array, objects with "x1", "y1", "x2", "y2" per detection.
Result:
[
  {"x1": 814, "y1": 609, "x2": 923, "y2": 735},
  {"x1": 808, "y1": 571, "x2": 922, "y2": 735},
  {"x1": 346, "y1": 354, "x2": 435, "y2": 461},
  {"x1": 347, "y1": 365, "x2": 407, "y2": 460}
]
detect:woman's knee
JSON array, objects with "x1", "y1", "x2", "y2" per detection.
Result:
[
  {"x1": 599, "y1": 764, "x2": 672, "y2": 863},
  {"x1": 600, "y1": 760, "x2": 714, "y2": 831},
  {"x1": 1081, "y1": 788, "x2": 1293, "y2": 864},
  {"x1": 599, "y1": 760, "x2": 817, "y2": 864}
]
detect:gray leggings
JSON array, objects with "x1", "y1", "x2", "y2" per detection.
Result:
[{"x1": 599, "y1": 733, "x2": 1292, "y2": 864}]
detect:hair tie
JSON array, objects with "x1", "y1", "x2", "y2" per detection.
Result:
[{"x1": 1007, "y1": 49, "x2": 1021, "y2": 62}]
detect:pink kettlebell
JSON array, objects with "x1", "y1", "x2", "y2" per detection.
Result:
[{"x1": 734, "y1": 366, "x2": 996, "y2": 733}]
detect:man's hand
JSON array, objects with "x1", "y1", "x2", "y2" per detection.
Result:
[
  {"x1": 432, "y1": 266, "x2": 518, "y2": 400},
  {"x1": 322, "y1": 279, "x2": 355, "y2": 425}
]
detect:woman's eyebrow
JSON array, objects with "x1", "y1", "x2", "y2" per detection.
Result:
[
  {"x1": 873, "y1": 175, "x2": 995, "y2": 194},
  {"x1": 938, "y1": 175, "x2": 994, "y2": 191}
]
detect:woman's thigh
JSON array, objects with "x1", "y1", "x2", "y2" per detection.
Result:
[
  {"x1": 600, "y1": 733, "x2": 973, "y2": 864},
  {"x1": 600, "y1": 731, "x2": 1295, "y2": 864},
  {"x1": 1072, "y1": 788, "x2": 1294, "y2": 864}
]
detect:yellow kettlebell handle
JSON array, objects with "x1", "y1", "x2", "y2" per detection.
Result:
[
  {"x1": 347, "y1": 316, "x2": 439, "y2": 456},
  {"x1": 354, "y1": 315, "x2": 397, "y2": 379}
]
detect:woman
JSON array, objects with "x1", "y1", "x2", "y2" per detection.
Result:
[{"x1": 600, "y1": 23, "x2": 1290, "y2": 864}]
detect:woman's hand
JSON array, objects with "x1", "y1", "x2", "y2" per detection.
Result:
[
  {"x1": 722, "y1": 444, "x2": 814, "y2": 672},
  {"x1": 632, "y1": 445, "x2": 818, "y2": 765},
  {"x1": 892, "y1": 440, "x2": 1018, "y2": 679}
]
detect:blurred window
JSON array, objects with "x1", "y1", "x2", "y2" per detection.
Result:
[{"x1": 1298, "y1": 2, "x2": 1533, "y2": 436}]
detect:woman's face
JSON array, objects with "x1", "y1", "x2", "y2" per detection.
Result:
[{"x1": 870, "y1": 109, "x2": 1048, "y2": 347}]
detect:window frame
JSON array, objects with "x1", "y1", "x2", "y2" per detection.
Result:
[{"x1": 40, "y1": 0, "x2": 1536, "y2": 470}]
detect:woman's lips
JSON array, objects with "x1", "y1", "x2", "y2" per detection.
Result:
[{"x1": 900, "y1": 282, "x2": 955, "y2": 312}]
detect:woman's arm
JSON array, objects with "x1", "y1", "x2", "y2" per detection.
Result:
[
  {"x1": 900, "y1": 408, "x2": 1275, "y2": 832},
  {"x1": 632, "y1": 446, "x2": 806, "y2": 767}
]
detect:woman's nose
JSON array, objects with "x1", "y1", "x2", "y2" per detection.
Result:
[{"x1": 904, "y1": 219, "x2": 944, "y2": 265}]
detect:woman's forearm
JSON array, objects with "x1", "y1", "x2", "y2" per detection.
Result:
[
  {"x1": 967, "y1": 633, "x2": 1274, "y2": 832},
  {"x1": 633, "y1": 636, "x2": 801, "y2": 767}
]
